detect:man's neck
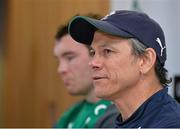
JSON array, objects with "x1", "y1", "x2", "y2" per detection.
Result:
[
  {"x1": 114, "y1": 78, "x2": 163, "y2": 121},
  {"x1": 85, "y1": 89, "x2": 101, "y2": 103}
]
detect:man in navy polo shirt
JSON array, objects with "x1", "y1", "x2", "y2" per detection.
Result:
[{"x1": 68, "y1": 10, "x2": 180, "y2": 128}]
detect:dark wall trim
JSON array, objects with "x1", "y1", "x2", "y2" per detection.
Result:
[{"x1": 0, "y1": 0, "x2": 6, "y2": 53}]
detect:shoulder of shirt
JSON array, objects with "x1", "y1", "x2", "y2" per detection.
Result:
[
  {"x1": 54, "y1": 100, "x2": 85, "y2": 127},
  {"x1": 62, "y1": 99, "x2": 85, "y2": 115},
  {"x1": 94, "y1": 104, "x2": 119, "y2": 128}
]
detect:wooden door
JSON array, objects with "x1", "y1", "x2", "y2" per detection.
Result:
[{"x1": 3, "y1": 0, "x2": 109, "y2": 127}]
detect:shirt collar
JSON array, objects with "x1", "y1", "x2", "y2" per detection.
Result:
[{"x1": 115, "y1": 87, "x2": 168, "y2": 127}]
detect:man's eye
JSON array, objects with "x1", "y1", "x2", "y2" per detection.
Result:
[
  {"x1": 66, "y1": 56, "x2": 75, "y2": 61},
  {"x1": 89, "y1": 49, "x2": 95, "y2": 57},
  {"x1": 104, "y1": 49, "x2": 112, "y2": 55}
]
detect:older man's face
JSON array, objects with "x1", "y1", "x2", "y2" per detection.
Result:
[{"x1": 90, "y1": 32, "x2": 141, "y2": 100}]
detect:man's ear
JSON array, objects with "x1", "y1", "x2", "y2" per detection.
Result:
[{"x1": 139, "y1": 48, "x2": 156, "y2": 74}]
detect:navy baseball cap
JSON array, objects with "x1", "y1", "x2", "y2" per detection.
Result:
[{"x1": 68, "y1": 10, "x2": 166, "y2": 64}]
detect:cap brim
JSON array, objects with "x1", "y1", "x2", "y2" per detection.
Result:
[{"x1": 68, "y1": 16, "x2": 133, "y2": 45}]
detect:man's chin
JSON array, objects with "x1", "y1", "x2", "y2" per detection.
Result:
[
  {"x1": 95, "y1": 90, "x2": 112, "y2": 100},
  {"x1": 67, "y1": 90, "x2": 82, "y2": 96},
  {"x1": 69, "y1": 92, "x2": 80, "y2": 96}
]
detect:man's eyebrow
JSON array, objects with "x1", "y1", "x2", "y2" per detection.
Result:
[
  {"x1": 61, "y1": 51, "x2": 76, "y2": 57},
  {"x1": 98, "y1": 43, "x2": 114, "y2": 48},
  {"x1": 53, "y1": 51, "x2": 76, "y2": 58},
  {"x1": 99, "y1": 44, "x2": 109, "y2": 48},
  {"x1": 91, "y1": 43, "x2": 113, "y2": 51}
]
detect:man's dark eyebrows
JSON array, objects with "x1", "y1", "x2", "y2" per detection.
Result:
[{"x1": 61, "y1": 51, "x2": 76, "y2": 57}]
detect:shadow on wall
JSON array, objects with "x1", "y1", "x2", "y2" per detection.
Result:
[{"x1": 0, "y1": 0, "x2": 6, "y2": 127}]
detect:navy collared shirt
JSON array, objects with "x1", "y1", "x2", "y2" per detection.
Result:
[{"x1": 115, "y1": 88, "x2": 180, "y2": 128}]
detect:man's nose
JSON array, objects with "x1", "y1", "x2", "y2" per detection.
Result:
[
  {"x1": 57, "y1": 63, "x2": 68, "y2": 75},
  {"x1": 89, "y1": 56, "x2": 103, "y2": 70}
]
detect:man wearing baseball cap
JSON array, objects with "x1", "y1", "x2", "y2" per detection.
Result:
[{"x1": 68, "y1": 10, "x2": 180, "y2": 128}]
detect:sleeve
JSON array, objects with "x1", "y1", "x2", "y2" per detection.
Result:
[{"x1": 94, "y1": 104, "x2": 119, "y2": 128}]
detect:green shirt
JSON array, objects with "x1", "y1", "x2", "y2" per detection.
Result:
[{"x1": 55, "y1": 100, "x2": 112, "y2": 128}]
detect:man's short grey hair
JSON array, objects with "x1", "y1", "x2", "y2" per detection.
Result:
[
  {"x1": 128, "y1": 38, "x2": 172, "y2": 86},
  {"x1": 128, "y1": 38, "x2": 147, "y2": 56}
]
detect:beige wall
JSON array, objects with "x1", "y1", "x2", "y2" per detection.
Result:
[
  {"x1": 0, "y1": 54, "x2": 4, "y2": 126},
  {"x1": 3, "y1": 0, "x2": 109, "y2": 127}
]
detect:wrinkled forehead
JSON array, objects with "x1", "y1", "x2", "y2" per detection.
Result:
[{"x1": 91, "y1": 31, "x2": 130, "y2": 47}]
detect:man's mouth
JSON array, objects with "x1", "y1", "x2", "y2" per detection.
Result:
[
  {"x1": 63, "y1": 79, "x2": 71, "y2": 85},
  {"x1": 92, "y1": 76, "x2": 107, "y2": 80}
]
